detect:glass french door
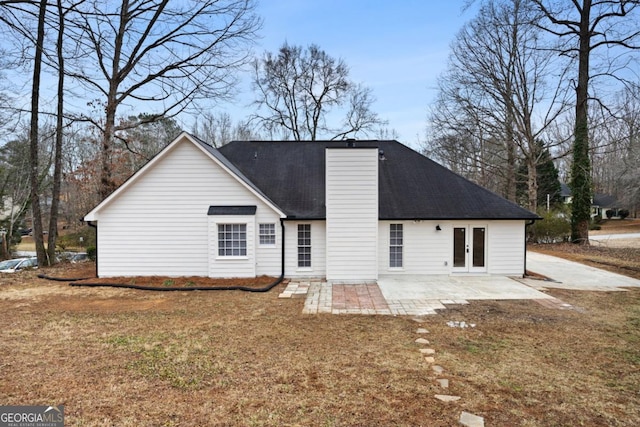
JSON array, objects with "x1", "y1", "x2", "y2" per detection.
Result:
[{"x1": 452, "y1": 225, "x2": 487, "y2": 273}]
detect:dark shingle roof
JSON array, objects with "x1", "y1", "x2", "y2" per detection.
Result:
[
  {"x1": 217, "y1": 140, "x2": 538, "y2": 220},
  {"x1": 560, "y1": 182, "x2": 619, "y2": 208},
  {"x1": 207, "y1": 205, "x2": 257, "y2": 215},
  {"x1": 593, "y1": 193, "x2": 618, "y2": 208}
]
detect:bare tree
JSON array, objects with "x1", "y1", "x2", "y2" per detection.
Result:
[
  {"x1": 427, "y1": 0, "x2": 570, "y2": 208},
  {"x1": 66, "y1": 0, "x2": 261, "y2": 198},
  {"x1": 46, "y1": 0, "x2": 78, "y2": 264},
  {"x1": 532, "y1": 0, "x2": 640, "y2": 243},
  {"x1": 593, "y1": 84, "x2": 640, "y2": 215},
  {"x1": 192, "y1": 111, "x2": 259, "y2": 147},
  {"x1": 60, "y1": 124, "x2": 102, "y2": 225},
  {"x1": 251, "y1": 42, "x2": 385, "y2": 141},
  {"x1": 0, "y1": 138, "x2": 32, "y2": 258},
  {"x1": 117, "y1": 114, "x2": 182, "y2": 169},
  {"x1": 2, "y1": 1, "x2": 91, "y2": 264},
  {"x1": 27, "y1": 0, "x2": 47, "y2": 266}
]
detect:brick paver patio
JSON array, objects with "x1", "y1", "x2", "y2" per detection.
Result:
[{"x1": 280, "y1": 281, "x2": 464, "y2": 315}]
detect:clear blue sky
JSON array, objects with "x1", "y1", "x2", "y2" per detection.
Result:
[{"x1": 222, "y1": 0, "x2": 476, "y2": 147}]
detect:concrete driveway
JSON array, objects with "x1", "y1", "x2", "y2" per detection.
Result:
[
  {"x1": 591, "y1": 232, "x2": 640, "y2": 241},
  {"x1": 523, "y1": 251, "x2": 640, "y2": 291}
]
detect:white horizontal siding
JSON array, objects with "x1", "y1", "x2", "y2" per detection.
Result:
[
  {"x1": 378, "y1": 221, "x2": 525, "y2": 276},
  {"x1": 284, "y1": 221, "x2": 326, "y2": 278},
  {"x1": 325, "y1": 148, "x2": 378, "y2": 282},
  {"x1": 487, "y1": 220, "x2": 526, "y2": 275},
  {"x1": 378, "y1": 221, "x2": 450, "y2": 275},
  {"x1": 255, "y1": 221, "x2": 282, "y2": 276},
  {"x1": 95, "y1": 138, "x2": 281, "y2": 277}
]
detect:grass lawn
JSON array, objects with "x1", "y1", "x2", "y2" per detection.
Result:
[{"x1": 1, "y1": 219, "x2": 639, "y2": 426}]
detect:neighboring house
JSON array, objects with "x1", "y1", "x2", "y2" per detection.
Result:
[
  {"x1": 559, "y1": 183, "x2": 572, "y2": 205},
  {"x1": 560, "y1": 183, "x2": 622, "y2": 218},
  {"x1": 83, "y1": 133, "x2": 539, "y2": 282}
]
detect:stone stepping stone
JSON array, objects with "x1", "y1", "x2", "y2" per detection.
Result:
[
  {"x1": 432, "y1": 365, "x2": 444, "y2": 374},
  {"x1": 460, "y1": 411, "x2": 485, "y2": 427},
  {"x1": 416, "y1": 328, "x2": 429, "y2": 334},
  {"x1": 415, "y1": 338, "x2": 430, "y2": 344},
  {"x1": 424, "y1": 356, "x2": 435, "y2": 363},
  {"x1": 412, "y1": 317, "x2": 426, "y2": 323},
  {"x1": 419, "y1": 348, "x2": 435, "y2": 355},
  {"x1": 434, "y1": 394, "x2": 460, "y2": 402},
  {"x1": 436, "y1": 378, "x2": 449, "y2": 388}
]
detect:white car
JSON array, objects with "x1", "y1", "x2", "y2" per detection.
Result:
[
  {"x1": 58, "y1": 252, "x2": 89, "y2": 263},
  {"x1": 0, "y1": 257, "x2": 38, "y2": 273}
]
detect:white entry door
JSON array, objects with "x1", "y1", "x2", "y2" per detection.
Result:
[{"x1": 452, "y1": 225, "x2": 487, "y2": 273}]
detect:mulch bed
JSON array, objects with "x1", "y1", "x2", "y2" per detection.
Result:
[{"x1": 39, "y1": 262, "x2": 278, "y2": 289}]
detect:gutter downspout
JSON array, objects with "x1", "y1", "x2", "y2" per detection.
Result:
[
  {"x1": 87, "y1": 220, "x2": 97, "y2": 278},
  {"x1": 279, "y1": 217, "x2": 285, "y2": 279}
]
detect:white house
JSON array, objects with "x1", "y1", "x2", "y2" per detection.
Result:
[
  {"x1": 560, "y1": 183, "x2": 623, "y2": 219},
  {"x1": 83, "y1": 132, "x2": 539, "y2": 281}
]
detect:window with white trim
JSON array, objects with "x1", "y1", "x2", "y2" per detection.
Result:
[
  {"x1": 218, "y1": 224, "x2": 247, "y2": 257},
  {"x1": 298, "y1": 224, "x2": 311, "y2": 268},
  {"x1": 390, "y1": 224, "x2": 403, "y2": 268},
  {"x1": 259, "y1": 223, "x2": 276, "y2": 245}
]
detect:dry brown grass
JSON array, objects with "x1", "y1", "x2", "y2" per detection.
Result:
[
  {"x1": 591, "y1": 218, "x2": 640, "y2": 235},
  {"x1": 1, "y1": 226, "x2": 639, "y2": 425},
  {"x1": 1, "y1": 269, "x2": 449, "y2": 426}
]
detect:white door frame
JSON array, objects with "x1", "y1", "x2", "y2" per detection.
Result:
[{"x1": 452, "y1": 224, "x2": 487, "y2": 273}]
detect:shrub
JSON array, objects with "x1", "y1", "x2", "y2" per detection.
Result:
[
  {"x1": 528, "y1": 208, "x2": 571, "y2": 243},
  {"x1": 606, "y1": 210, "x2": 614, "y2": 219},
  {"x1": 86, "y1": 246, "x2": 97, "y2": 261},
  {"x1": 619, "y1": 209, "x2": 630, "y2": 219}
]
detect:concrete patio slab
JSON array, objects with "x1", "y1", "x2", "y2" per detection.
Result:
[
  {"x1": 377, "y1": 274, "x2": 553, "y2": 301},
  {"x1": 524, "y1": 252, "x2": 640, "y2": 291},
  {"x1": 287, "y1": 251, "x2": 639, "y2": 315}
]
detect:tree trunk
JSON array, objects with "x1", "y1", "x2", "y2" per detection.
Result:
[
  {"x1": 29, "y1": 0, "x2": 48, "y2": 266},
  {"x1": 570, "y1": 0, "x2": 592, "y2": 245},
  {"x1": 47, "y1": 0, "x2": 65, "y2": 264},
  {"x1": 100, "y1": 103, "x2": 117, "y2": 200},
  {"x1": 505, "y1": 104, "x2": 517, "y2": 202},
  {"x1": 99, "y1": 0, "x2": 128, "y2": 200},
  {"x1": 527, "y1": 156, "x2": 538, "y2": 212}
]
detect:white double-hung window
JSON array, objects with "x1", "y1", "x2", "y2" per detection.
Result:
[
  {"x1": 389, "y1": 224, "x2": 403, "y2": 268},
  {"x1": 298, "y1": 224, "x2": 311, "y2": 268},
  {"x1": 259, "y1": 223, "x2": 276, "y2": 246},
  {"x1": 218, "y1": 223, "x2": 247, "y2": 257}
]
